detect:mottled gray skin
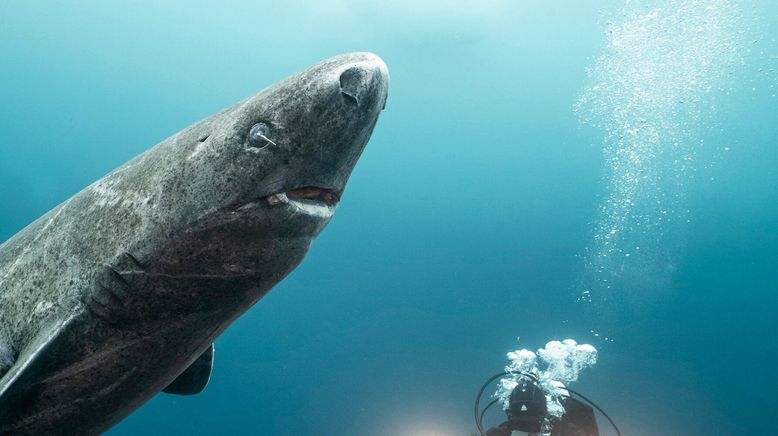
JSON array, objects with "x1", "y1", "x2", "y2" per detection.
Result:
[{"x1": 0, "y1": 52, "x2": 388, "y2": 434}]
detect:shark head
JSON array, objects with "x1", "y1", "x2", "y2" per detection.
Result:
[
  {"x1": 236, "y1": 51, "x2": 388, "y2": 211},
  {"x1": 148, "y1": 52, "x2": 388, "y2": 279},
  {"x1": 183, "y1": 52, "x2": 388, "y2": 234}
]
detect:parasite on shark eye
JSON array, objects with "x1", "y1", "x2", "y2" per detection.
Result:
[{"x1": 248, "y1": 122, "x2": 275, "y2": 148}]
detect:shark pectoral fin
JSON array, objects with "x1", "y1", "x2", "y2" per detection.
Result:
[
  {"x1": 0, "y1": 340, "x2": 15, "y2": 380},
  {"x1": 163, "y1": 343, "x2": 214, "y2": 396},
  {"x1": 0, "y1": 310, "x2": 80, "y2": 426}
]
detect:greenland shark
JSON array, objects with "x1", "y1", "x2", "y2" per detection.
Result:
[{"x1": 0, "y1": 52, "x2": 388, "y2": 434}]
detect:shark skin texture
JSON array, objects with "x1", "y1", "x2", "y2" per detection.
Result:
[{"x1": 0, "y1": 52, "x2": 388, "y2": 435}]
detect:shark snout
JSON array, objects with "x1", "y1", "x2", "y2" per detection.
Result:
[{"x1": 338, "y1": 53, "x2": 389, "y2": 111}]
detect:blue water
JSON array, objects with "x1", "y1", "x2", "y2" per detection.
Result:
[{"x1": 1, "y1": 1, "x2": 776, "y2": 434}]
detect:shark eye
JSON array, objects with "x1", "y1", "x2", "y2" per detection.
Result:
[{"x1": 248, "y1": 122, "x2": 273, "y2": 148}]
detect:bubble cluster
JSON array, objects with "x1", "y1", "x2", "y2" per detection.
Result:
[
  {"x1": 496, "y1": 339, "x2": 598, "y2": 419},
  {"x1": 575, "y1": 0, "x2": 746, "y2": 296}
]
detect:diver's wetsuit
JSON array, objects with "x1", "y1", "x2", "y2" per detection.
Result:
[{"x1": 484, "y1": 397, "x2": 599, "y2": 436}]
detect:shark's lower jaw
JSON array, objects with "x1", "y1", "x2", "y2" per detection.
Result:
[{"x1": 264, "y1": 187, "x2": 340, "y2": 218}]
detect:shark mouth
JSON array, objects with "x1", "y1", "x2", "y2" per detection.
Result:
[
  {"x1": 265, "y1": 187, "x2": 341, "y2": 218},
  {"x1": 286, "y1": 187, "x2": 340, "y2": 205}
]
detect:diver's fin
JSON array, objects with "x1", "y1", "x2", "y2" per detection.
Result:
[{"x1": 163, "y1": 344, "x2": 214, "y2": 396}]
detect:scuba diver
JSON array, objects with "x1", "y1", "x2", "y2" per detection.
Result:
[{"x1": 474, "y1": 372, "x2": 621, "y2": 436}]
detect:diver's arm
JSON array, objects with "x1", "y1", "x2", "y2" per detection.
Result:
[
  {"x1": 555, "y1": 397, "x2": 599, "y2": 436},
  {"x1": 483, "y1": 422, "x2": 512, "y2": 436}
]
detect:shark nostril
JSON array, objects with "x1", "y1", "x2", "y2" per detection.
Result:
[
  {"x1": 339, "y1": 66, "x2": 368, "y2": 105},
  {"x1": 341, "y1": 89, "x2": 358, "y2": 104}
]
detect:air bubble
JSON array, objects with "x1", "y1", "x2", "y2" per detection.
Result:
[{"x1": 575, "y1": 0, "x2": 744, "y2": 292}]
